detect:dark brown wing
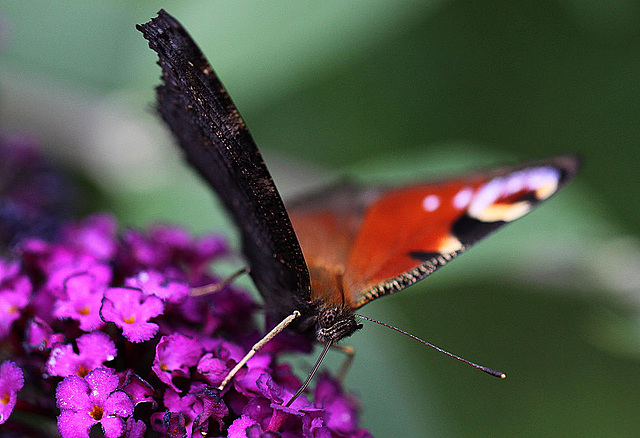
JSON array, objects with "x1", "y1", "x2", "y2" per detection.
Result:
[{"x1": 138, "y1": 10, "x2": 310, "y2": 320}]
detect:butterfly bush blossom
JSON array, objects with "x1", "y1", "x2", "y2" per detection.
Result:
[{"x1": 0, "y1": 135, "x2": 372, "y2": 437}]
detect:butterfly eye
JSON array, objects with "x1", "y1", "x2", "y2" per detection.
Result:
[
  {"x1": 319, "y1": 307, "x2": 337, "y2": 328},
  {"x1": 315, "y1": 306, "x2": 361, "y2": 345}
]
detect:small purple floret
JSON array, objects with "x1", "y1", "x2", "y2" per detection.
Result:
[
  {"x1": 24, "y1": 317, "x2": 66, "y2": 352},
  {"x1": 53, "y1": 272, "x2": 107, "y2": 331},
  {"x1": 121, "y1": 371, "x2": 156, "y2": 407},
  {"x1": 124, "y1": 417, "x2": 147, "y2": 438},
  {"x1": 56, "y1": 368, "x2": 134, "y2": 438},
  {"x1": 152, "y1": 333, "x2": 203, "y2": 391},
  {"x1": 124, "y1": 270, "x2": 189, "y2": 303},
  {"x1": 0, "y1": 361, "x2": 24, "y2": 424},
  {"x1": 100, "y1": 287, "x2": 164, "y2": 342},
  {"x1": 0, "y1": 273, "x2": 31, "y2": 339},
  {"x1": 61, "y1": 214, "x2": 118, "y2": 261},
  {"x1": 46, "y1": 331, "x2": 116, "y2": 377}
]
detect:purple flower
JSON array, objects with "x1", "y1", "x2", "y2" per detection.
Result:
[
  {"x1": 193, "y1": 385, "x2": 229, "y2": 434},
  {"x1": 195, "y1": 338, "x2": 246, "y2": 388},
  {"x1": 149, "y1": 226, "x2": 228, "y2": 276},
  {"x1": 56, "y1": 367, "x2": 134, "y2": 438},
  {"x1": 234, "y1": 354, "x2": 275, "y2": 397},
  {"x1": 148, "y1": 225, "x2": 192, "y2": 251},
  {"x1": 183, "y1": 233, "x2": 229, "y2": 278},
  {"x1": 45, "y1": 258, "x2": 112, "y2": 299},
  {"x1": 152, "y1": 333, "x2": 203, "y2": 391},
  {"x1": 124, "y1": 270, "x2": 189, "y2": 303},
  {"x1": 197, "y1": 352, "x2": 231, "y2": 387},
  {"x1": 150, "y1": 411, "x2": 187, "y2": 438},
  {"x1": 314, "y1": 375, "x2": 361, "y2": 436},
  {"x1": 0, "y1": 260, "x2": 20, "y2": 281},
  {"x1": 177, "y1": 286, "x2": 258, "y2": 340},
  {"x1": 53, "y1": 272, "x2": 106, "y2": 331},
  {"x1": 192, "y1": 233, "x2": 228, "y2": 261},
  {"x1": 61, "y1": 214, "x2": 118, "y2": 261},
  {"x1": 3, "y1": 209, "x2": 372, "y2": 437},
  {"x1": 152, "y1": 384, "x2": 229, "y2": 437},
  {"x1": 158, "y1": 387, "x2": 201, "y2": 436},
  {"x1": 228, "y1": 415, "x2": 264, "y2": 437},
  {"x1": 0, "y1": 361, "x2": 24, "y2": 424},
  {"x1": 229, "y1": 372, "x2": 316, "y2": 434},
  {"x1": 121, "y1": 371, "x2": 156, "y2": 407},
  {"x1": 46, "y1": 331, "x2": 116, "y2": 377},
  {"x1": 0, "y1": 272, "x2": 31, "y2": 339},
  {"x1": 123, "y1": 417, "x2": 147, "y2": 438},
  {"x1": 21, "y1": 231, "x2": 112, "y2": 298},
  {"x1": 24, "y1": 317, "x2": 65, "y2": 352},
  {"x1": 118, "y1": 228, "x2": 174, "y2": 273},
  {"x1": 100, "y1": 287, "x2": 164, "y2": 342},
  {"x1": 118, "y1": 225, "x2": 228, "y2": 279}
]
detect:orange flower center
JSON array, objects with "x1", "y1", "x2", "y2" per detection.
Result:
[
  {"x1": 89, "y1": 404, "x2": 104, "y2": 421},
  {"x1": 1, "y1": 392, "x2": 10, "y2": 405},
  {"x1": 123, "y1": 315, "x2": 136, "y2": 324},
  {"x1": 77, "y1": 365, "x2": 90, "y2": 377},
  {"x1": 78, "y1": 306, "x2": 91, "y2": 315}
]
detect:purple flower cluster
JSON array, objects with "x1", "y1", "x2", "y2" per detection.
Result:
[{"x1": 0, "y1": 139, "x2": 372, "y2": 437}]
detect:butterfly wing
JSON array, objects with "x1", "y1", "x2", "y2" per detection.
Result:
[
  {"x1": 139, "y1": 11, "x2": 579, "y2": 322},
  {"x1": 287, "y1": 156, "x2": 580, "y2": 309},
  {"x1": 286, "y1": 183, "x2": 384, "y2": 306},
  {"x1": 138, "y1": 10, "x2": 310, "y2": 319}
]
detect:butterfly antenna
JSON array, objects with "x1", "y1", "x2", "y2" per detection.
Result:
[
  {"x1": 285, "y1": 340, "x2": 333, "y2": 407},
  {"x1": 355, "y1": 314, "x2": 506, "y2": 379},
  {"x1": 190, "y1": 267, "x2": 249, "y2": 296},
  {"x1": 218, "y1": 310, "x2": 300, "y2": 391}
]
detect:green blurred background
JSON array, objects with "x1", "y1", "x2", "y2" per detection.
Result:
[{"x1": 2, "y1": 1, "x2": 640, "y2": 436}]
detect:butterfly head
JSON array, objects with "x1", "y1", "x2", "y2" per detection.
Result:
[{"x1": 314, "y1": 304, "x2": 362, "y2": 344}]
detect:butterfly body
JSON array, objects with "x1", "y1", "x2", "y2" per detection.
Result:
[{"x1": 138, "y1": 10, "x2": 579, "y2": 351}]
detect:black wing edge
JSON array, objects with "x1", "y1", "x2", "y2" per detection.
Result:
[{"x1": 137, "y1": 10, "x2": 310, "y2": 317}]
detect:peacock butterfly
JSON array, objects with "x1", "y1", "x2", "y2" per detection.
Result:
[{"x1": 138, "y1": 10, "x2": 579, "y2": 394}]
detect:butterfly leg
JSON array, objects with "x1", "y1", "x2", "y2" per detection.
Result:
[
  {"x1": 332, "y1": 344, "x2": 355, "y2": 382},
  {"x1": 217, "y1": 310, "x2": 301, "y2": 391},
  {"x1": 190, "y1": 267, "x2": 249, "y2": 297}
]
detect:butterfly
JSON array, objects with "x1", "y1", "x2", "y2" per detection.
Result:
[{"x1": 138, "y1": 10, "x2": 579, "y2": 396}]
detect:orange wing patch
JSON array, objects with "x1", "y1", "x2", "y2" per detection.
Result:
[
  {"x1": 343, "y1": 164, "x2": 569, "y2": 308},
  {"x1": 287, "y1": 157, "x2": 578, "y2": 310}
]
